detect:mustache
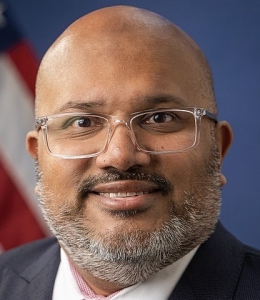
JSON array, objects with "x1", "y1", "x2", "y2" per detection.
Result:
[{"x1": 77, "y1": 169, "x2": 172, "y2": 199}]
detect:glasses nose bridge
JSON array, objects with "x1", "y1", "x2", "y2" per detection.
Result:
[
  {"x1": 107, "y1": 116, "x2": 136, "y2": 146},
  {"x1": 113, "y1": 118, "x2": 130, "y2": 128},
  {"x1": 110, "y1": 115, "x2": 132, "y2": 130}
]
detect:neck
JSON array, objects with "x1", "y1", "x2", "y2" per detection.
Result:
[{"x1": 74, "y1": 262, "x2": 131, "y2": 296}]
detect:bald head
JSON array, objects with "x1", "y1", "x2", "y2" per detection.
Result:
[{"x1": 36, "y1": 6, "x2": 216, "y2": 116}]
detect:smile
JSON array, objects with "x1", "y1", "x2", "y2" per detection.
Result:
[
  {"x1": 97, "y1": 191, "x2": 151, "y2": 198},
  {"x1": 86, "y1": 180, "x2": 164, "y2": 212}
]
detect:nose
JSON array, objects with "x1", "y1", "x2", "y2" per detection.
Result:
[{"x1": 95, "y1": 121, "x2": 151, "y2": 171}]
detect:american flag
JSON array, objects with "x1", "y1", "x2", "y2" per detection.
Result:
[{"x1": 0, "y1": 3, "x2": 49, "y2": 251}]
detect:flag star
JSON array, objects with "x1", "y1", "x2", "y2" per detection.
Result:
[{"x1": 0, "y1": 2, "x2": 7, "y2": 28}]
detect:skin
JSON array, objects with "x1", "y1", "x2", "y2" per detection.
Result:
[{"x1": 26, "y1": 6, "x2": 233, "y2": 296}]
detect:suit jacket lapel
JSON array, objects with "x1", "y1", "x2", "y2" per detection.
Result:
[
  {"x1": 168, "y1": 223, "x2": 245, "y2": 300},
  {"x1": 1, "y1": 239, "x2": 60, "y2": 300}
]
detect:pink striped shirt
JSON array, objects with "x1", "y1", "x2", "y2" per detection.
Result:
[{"x1": 70, "y1": 260, "x2": 119, "y2": 299}]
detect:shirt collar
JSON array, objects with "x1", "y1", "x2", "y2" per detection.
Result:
[{"x1": 53, "y1": 246, "x2": 198, "y2": 300}]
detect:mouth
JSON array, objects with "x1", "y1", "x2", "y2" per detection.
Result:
[
  {"x1": 88, "y1": 181, "x2": 162, "y2": 211},
  {"x1": 95, "y1": 190, "x2": 157, "y2": 198}
]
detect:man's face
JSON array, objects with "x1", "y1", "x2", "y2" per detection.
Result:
[{"x1": 33, "y1": 34, "x2": 222, "y2": 285}]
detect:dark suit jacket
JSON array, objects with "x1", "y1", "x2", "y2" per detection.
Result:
[{"x1": 0, "y1": 223, "x2": 260, "y2": 299}]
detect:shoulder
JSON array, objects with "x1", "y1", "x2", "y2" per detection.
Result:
[
  {"x1": 215, "y1": 222, "x2": 260, "y2": 257},
  {"x1": 173, "y1": 223, "x2": 260, "y2": 299},
  {"x1": 234, "y1": 243, "x2": 260, "y2": 298},
  {"x1": 236, "y1": 236, "x2": 260, "y2": 275},
  {"x1": 0, "y1": 237, "x2": 59, "y2": 272},
  {"x1": 202, "y1": 223, "x2": 260, "y2": 297},
  {"x1": 222, "y1": 228, "x2": 260, "y2": 298},
  {"x1": 0, "y1": 238, "x2": 60, "y2": 300},
  {"x1": 242, "y1": 242, "x2": 260, "y2": 259},
  {"x1": 202, "y1": 222, "x2": 260, "y2": 272},
  {"x1": 242, "y1": 243, "x2": 260, "y2": 269}
]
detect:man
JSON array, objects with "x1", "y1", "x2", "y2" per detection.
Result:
[{"x1": 0, "y1": 5, "x2": 259, "y2": 299}]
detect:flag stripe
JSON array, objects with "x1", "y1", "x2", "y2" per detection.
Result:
[
  {"x1": 0, "y1": 159, "x2": 45, "y2": 250},
  {"x1": 0, "y1": 6, "x2": 49, "y2": 251},
  {"x1": 0, "y1": 53, "x2": 50, "y2": 250},
  {"x1": 0, "y1": 53, "x2": 36, "y2": 203},
  {"x1": 7, "y1": 40, "x2": 38, "y2": 97}
]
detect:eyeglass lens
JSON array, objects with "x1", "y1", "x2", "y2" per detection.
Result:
[{"x1": 44, "y1": 110, "x2": 197, "y2": 157}]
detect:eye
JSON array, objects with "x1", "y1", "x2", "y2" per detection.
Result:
[
  {"x1": 72, "y1": 117, "x2": 92, "y2": 127},
  {"x1": 144, "y1": 112, "x2": 176, "y2": 124},
  {"x1": 68, "y1": 116, "x2": 103, "y2": 128}
]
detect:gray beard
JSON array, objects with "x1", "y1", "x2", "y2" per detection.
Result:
[{"x1": 36, "y1": 144, "x2": 222, "y2": 286}]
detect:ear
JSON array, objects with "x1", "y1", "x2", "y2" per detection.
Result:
[
  {"x1": 26, "y1": 130, "x2": 38, "y2": 159},
  {"x1": 215, "y1": 121, "x2": 233, "y2": 186}
]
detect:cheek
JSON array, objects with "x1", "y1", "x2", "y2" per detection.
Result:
[
  {"x1": 38, "y1": 153, "x2": 93, "y2": 205},
  {"x1": 155, "y1": 149, "x2": 208, "y2": 201}
]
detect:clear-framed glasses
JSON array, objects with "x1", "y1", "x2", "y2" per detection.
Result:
[{"x1": 35, "y1": 107, "x2": 218, "y2": 159}]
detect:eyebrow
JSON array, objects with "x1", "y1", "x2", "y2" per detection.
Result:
[
  {"x1": 54, "y1": 100, "x2": 105, "y2": 114},
  {"x1": 139, "y1": 94, "x2": 188, "y2": 107},
  {"x1": 54, "y1": 94, "x2": 188, "y2": 114}
]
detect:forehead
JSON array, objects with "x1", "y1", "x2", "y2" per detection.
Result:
[{"x1": 36, "y1": 30, "x2": 210, "y2": 116}]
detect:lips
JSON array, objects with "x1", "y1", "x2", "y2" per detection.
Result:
[
  {"x1": 97, "y1": 191, "x2": 150, "y2": 198},
  {"x1": 91, "y1": 180, "x2": 159, "y2": 196},
  {"x1": 89, "y1": 180, "x2": 160, "y2": 211}
]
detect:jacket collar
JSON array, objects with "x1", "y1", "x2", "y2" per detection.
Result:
[
  {"x1": 2, "y1": 238, "x2": 60, "y2": 300},
  {"x1": 168, "y1": 222, "x2": 244, "y2": 300}
]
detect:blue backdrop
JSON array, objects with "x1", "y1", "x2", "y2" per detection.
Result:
[{"x1": 4, "y1": 0, "x2": 260, "y2": 248}]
